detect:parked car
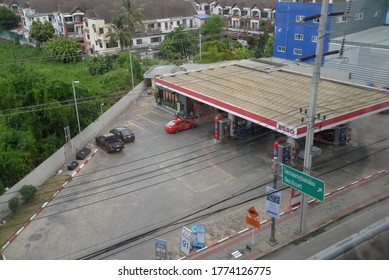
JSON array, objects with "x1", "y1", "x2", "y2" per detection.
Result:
[
  {"x1": 164, "y1": 117, "x2": 197, "y2": 134},
  {"x1": 109, "y1": 127, "x2": 135, "y2": 143},
  {"x1": 95, "y1": 133, "x2": 124, "y2": 153},
  {"x1": 314, "y1": 129, "x2": 335, "y2": 142}
]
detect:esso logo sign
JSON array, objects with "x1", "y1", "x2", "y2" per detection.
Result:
[{"x1": 277, "y1": 123, "x2": 296, "y2": 135}]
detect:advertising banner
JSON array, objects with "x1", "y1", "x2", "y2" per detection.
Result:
[
  {"x1": 191, "y1": 224, "x2": 206, "y2": 249},
  {"x1": 265, "y1": 186, "x2": 281, "y2": 219},
  {"x1": 180, "y1": 226, "x2": 192, "y2": 255},
  {"x1": 154, "y1": 239, "x2": 168, "y2": 260}
]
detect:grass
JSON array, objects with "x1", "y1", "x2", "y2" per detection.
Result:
[{"x1": 0, "y1": 174, "x2": 71, "y2": 252}]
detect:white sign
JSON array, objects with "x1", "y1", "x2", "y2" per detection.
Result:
[
  {"x1": 265, "y1": 186, "x2": 281, "y2": 219},
  {"x1": 180, "y1": 226, "x2": 192, "y2": 255}
]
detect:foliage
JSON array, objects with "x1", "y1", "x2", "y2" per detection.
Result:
[
  {"x1": 8, "y1": 197, "x2": 19, "y2": 214},
  {"x1": 0, "y1": 180, "x2": 4, "y2": 196},
  {"x1": 107, "y1": 0, "x2": 145, "y2": 49},
  {"x1": 200, "y1": 15, "x2": 225, "y2": 39},
  {"x1": 194, "y1": 39, "x2": 253, "y2": 63},
  {"x1": 44, "y1": 38, "x2": 81, "y2": 63},
  {"x1": 247, "y1": 33, "x2": 271, "y2": 58},
  {"x1": 106, "y1": 15, "x2": 133, "y2": 50},
  {"x1": 0, "y1": 7, "x2": 19, "y2": 31},
  {"x1": 0, "y1": 39, "x2": 142, "y2": 191},
  {"x1": 86, "y1": 55, "x2": 114, "y2": 75},
  {"x1": 29, "y1": 20, "x2": 55, "y2": 44},
  {"x1": 19, "y1": 184, "x2": 37, "y2": 202},
  {"x1": 262, "y1": 34, "x2": 274, "y2": 58},
  {"x1": 160, "y1": 25, "x2": 198, "y2": 61}
]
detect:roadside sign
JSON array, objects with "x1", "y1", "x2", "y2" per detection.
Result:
[
  {"x1": 154, "y1": 239, "x2": 168, "y2": 260},
  {"x1": 180, "y1": 226, "x2": 192, "y2": 255},
  {"x1": 282, "y1": 164, "x2": 325, "y2": 201},
  {"x1": 246, "y1": 216, "x2": 260, "y2": 228},
  {"x1": 265, "y1": 186, "x2": 281, "y2": 219},
  {"x1": 191, "y1": 224, "x2": 206, "y2": 249},
  {"x1": 247, "y1": 207, "x2": 259, "y2": 219}
]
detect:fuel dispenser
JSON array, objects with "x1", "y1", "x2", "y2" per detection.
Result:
[
  {"x1": 278, "y1": 142, "x2": 292, "y2": 165},
  {"x1": 334, "y1": 124, "x2": 348, "y2": 147},
  {"x1": 219, "y1": 119, "x2": 231, "y2": 142}
]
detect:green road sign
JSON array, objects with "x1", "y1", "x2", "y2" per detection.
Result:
[{"x1": 282, "y1": 164, "x2": 325, "y2": 201}]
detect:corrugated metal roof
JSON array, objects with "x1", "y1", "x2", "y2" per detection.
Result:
[{"x1": 156, "y1": 61, "x2": 389, "y2": 138}]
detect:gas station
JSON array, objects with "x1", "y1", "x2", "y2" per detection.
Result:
[{"x1": 155, "y1": 60, "x2": 389, "y2": 166}]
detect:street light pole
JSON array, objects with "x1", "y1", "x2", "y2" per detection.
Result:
[
  {"x1": 299, "y1": 0, "x2": 329, "y2": 234},
  {"x1": 129, "y1": 49, "x2": 134, "y2": 89},
  {"x1": 100, "y1": 103, "x2": 104, "y2": 129},
  {"x1": 72, "y1": 80, "x2": 82, "y2": 146},
  {"x1": 199, "y1": 34, "x2": 202, "y2": 62}
]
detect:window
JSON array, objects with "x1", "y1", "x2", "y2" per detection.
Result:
[
  {"x1": 293, "y1": 48, "x2": 303, "y2": 55},
  {"x1": 67, "y1": 27, "x2": 74, "y2": 33},
  {"x1": 182, "y1": 19, "x2": 187, "y2": 26},
  {"x1": 136, "y1": 39, "x2": 142, "y2": 45},
  {"x1": 354, "y1": 13, "x2": 363, "y2": 20},
  {"x1": 85, "y1": 20, "x2": 88, "y2": 27},
  {"x1": 277, "y1": 46, "x2": 286, "y2": 53},
  {"x1": 99, "y1": 28, "x2": 104, "y2": 34},
  {"x1": 151, "y1": 36, "x2": 161, "y2": 43},
  {"x1": 87, "y1": 34, "x2": 90, "y2": 40},
  {"x1": 336, "y1": 16, "x2": 347, "y2": 23},
  {"x1": 294, "y1": 34, "x2": 304, "y2": 41},
  {"x1": 176, "y1": 20, "x2": 180, "y2": 26},
  {"x1": 311, "y1": 35, "x2": 318, "y2": 42},
  {"x1": 106, "y1": 41, "x2": 118, "y2": 48},
  {"x1": 296, "y1": 15, "x2": 305, "y2": 22}
]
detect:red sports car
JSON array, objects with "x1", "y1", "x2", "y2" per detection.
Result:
[{"x1": 164, "y1": 117, "x2": 197, "y2": 133}]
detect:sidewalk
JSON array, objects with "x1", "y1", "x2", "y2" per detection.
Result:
[{"x1": 183, "y1": 169, "x2": 389, "y2": 260}]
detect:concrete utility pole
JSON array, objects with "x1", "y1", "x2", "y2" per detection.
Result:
[
  {"x1": 269, "y1": 157, "x2": 279, "y2": 244},
  {"x1": 129, "y1": 49, "x2": 134, "y2": 89},
  {"x1": 199, "y1": 34, "x2": 202, "y2": 62},
  {"x1": 300, "y1": 0, "x2": 330, "y2": 234},
  {"x1": 72, "y1": 80, "x2": 82, "y2": 147}
]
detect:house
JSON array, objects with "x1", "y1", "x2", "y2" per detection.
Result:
[
  {"x1": 193, "y1": 0, "x2": 276, "y2": 37},
  {"x1": 3, "y1": 0, "x2": 199, "y2": 56},
  {"x1": 273, "y1": 0, "x2": 389, "y2": 87}
]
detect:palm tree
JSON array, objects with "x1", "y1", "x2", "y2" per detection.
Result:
[
  {"x1": 106, "y1": 15, "x2": 132, "y2": 50},
  {"x1": 107, "y1": 0, "x2": 145, "y2": 50},
  {"x1": 118, "y1": 0, "x2": 145, "y2": 32}
]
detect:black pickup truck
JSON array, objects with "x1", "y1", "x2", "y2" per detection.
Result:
[{"x1": 95, "y1": 133, "x2": 124, "y2": 153}]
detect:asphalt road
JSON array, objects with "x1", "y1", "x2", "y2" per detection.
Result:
[
  {"x1": 259, "y1": 195, "x2": 389, "y2": 260},
  {"x1": 3, "y1": 95, "x2": 388, "y2": 260}
]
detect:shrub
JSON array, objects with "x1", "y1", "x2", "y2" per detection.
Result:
[
  {"x1": 8, "y1": 197, "x2": 19, "y2": 214},
  {"x1": 19, "y1": 184, "x2": 37, "y2": 202}
]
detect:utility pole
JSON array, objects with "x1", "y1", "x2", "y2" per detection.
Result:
[
  {"x1": 199, "y1": 34, "x2": 202, "y2": 62},
  {"x1": 299, "y1": 0, "x2": 329, "y2": 234},
  {"x1": 269, "y1": 157, "x2": 279, "y2": 244},
  {"x1": 129, "y1": 49, "x2": 134, "y2": 89}
]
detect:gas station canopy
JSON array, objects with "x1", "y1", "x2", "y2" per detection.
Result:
[{"x1": 156, "y1": 61, "x2": 389, "y2": 139}]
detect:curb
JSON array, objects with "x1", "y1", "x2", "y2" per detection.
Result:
[
  {"x1": 0, "y1": 149, "x2": 98, "y2": 255},
  {"x1": 180, "y1": 168, "x2": 388, "y2": 260}
]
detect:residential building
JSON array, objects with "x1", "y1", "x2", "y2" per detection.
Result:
[
  {"x1": 273, "y1": 0, "x2": 389, "y2": 88},
  {"x1": 193, "y1": 0, "x2": 276, "y2": 37},
  {"x1": 3, "y1": 0, "x2": 199, "y2": 56}
]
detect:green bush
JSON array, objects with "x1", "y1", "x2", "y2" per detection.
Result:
[
  {"x1": 19, "y1": 184, "x2": 37, "y2": 202},
  {"x1": 8, "y1": 197, "x2": 19, "y2": 214}
]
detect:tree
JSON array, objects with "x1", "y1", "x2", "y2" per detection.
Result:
[
  {"x1": 106, "y1": 15, "x2": 133, "y2": 50},
  {"x1": 262, "y1": 34, "x2": 274, "y2": 58},
  {"x1": 160, "y1": 25, "x2": 198, "y2": 61},
  {"x1": 8, "y1": 197, "x2": 19, "y2": 214},
  {"x1": 118, "y1": 0, "x2": 145, "y2": 32},
  {"x1": 0, "y1": 7, "x2": 19, "y2": 31},
  {"x1": 200, "y1": 15, "x2": 225, "y2": 39},
  {"x1": 107, "y1": 0, "x2": 145, "y2": 49},
  {"x1": 19, "y1": 184, "x2": 37, "y2": 202},
  {"x1": 44, "y1": 38, "x2": 81, "y2": 63},
  {"x1": 87, "y1": 55, "x2": 114, "y2": 75},
  {"x1": 29, "y1": 20, "x2": 55, "y2": 45}
]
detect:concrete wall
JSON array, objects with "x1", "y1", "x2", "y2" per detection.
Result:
[{"x1": 0, "y1": 81, "x2": 148, "y2": 220}]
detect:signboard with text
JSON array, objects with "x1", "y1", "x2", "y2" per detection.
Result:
[
  {"x1": 282, "y1": 164, "x2": 325, "y2": 201},
  {"x1": 180, "y1": 226, "x2": 192, "y2": 256},
  {"x1": 265, "y1": 186, "x2": 281, "y2": 219},
  {"x1": 191, "y1": 224, "x2": 206, "y2": 249},
  {"x1": 154, "y1": 239, "x2": 168, "y2": 260}
]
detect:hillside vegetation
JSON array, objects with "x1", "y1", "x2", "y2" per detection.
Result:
[{"x1": 0, "y1": 39, "x2": 141, "y2": 194}]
